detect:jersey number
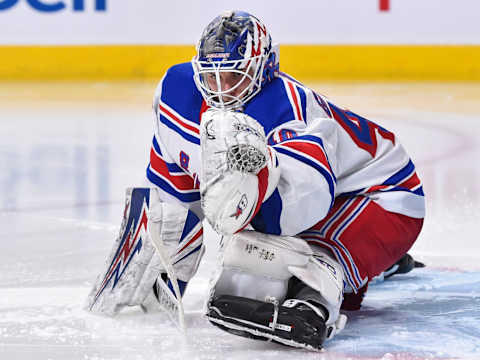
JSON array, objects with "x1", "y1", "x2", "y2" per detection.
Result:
[{"x1": 328, "y1": 102, "x2": 395, "y2": 157}]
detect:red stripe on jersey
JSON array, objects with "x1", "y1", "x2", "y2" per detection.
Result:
[
  {"x1": 306, "y1": 235, "x2": 362, "y2": 289},
  {"x1": 287, "y1": 81, "x2": 303, "y2": 121},
  {"x1": 280, "y1": 141, "x2": 332, "y2": 172},
  {"x1": 159, "y1": 104, "x2": 200, "y2": 135},
  {"x1": 309, "y1": 196, "x2": 352, "y2": 231},
  {"x1": 397, "y1": 172, "x2": 421, "y2": 190},
  {"x1": 150, "y1": 147, "x2": 195, "y2": 190},
  {"x1": 365, "y1": 185, "x2": 392, "y2": 193},
  {"x1": 323, "y1": 197, "x2": 365, "y2": 240},
  {"x1": 365, "y1": 172, "x2": 421, "y2": 193},
  {"x1": 178, "y1": 228, "x2": 203, "y2": 254}
]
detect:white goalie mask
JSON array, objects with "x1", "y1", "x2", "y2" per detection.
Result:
[{"x1": 192, "y1": 10, "x2": 279, "y2": 110}]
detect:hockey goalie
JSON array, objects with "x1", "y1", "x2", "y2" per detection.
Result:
[{"x1": 86, "y1": 10, "x2": 425, "y2": 350}]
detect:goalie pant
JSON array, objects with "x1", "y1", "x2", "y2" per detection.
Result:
[{"x1": 298, "y1": 194, "x2": 423, "y2": 305}]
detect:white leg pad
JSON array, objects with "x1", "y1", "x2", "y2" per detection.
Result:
[
  {"x1": 289, "y1": 248, "x2": 344, "y2": 326},
  {"x1": 212, "y1": 230, "x2": 346, "y2": 333},
  {"x1": 213, "y1": 230, "x2": 312, "y2": 302}
]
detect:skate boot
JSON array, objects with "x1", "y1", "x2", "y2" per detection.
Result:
[
  {"x1": 208, "y1": 275, "x2": 347, "y2": 350},
  {"x1": 342, "y1": 254, "x2": 426, "y2": 311},
  {"x1": 207, "y1": 294, "x2": 329, "y2": 350},
  {"x1": 384, "y1": 253, "x2": 425, "y2": 279}
]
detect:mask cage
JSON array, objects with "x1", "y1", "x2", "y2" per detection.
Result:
[{"x1": 192, "y1": 54, "x2": 268, "y2": 109}]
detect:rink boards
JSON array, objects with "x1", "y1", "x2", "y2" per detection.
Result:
[{"x1": 1, "y1": 44, "x2": 480, "y2": 81}]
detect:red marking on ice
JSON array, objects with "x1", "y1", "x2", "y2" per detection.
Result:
[{"x1": 380, "y1": 0, "x2": 390, "y2": 11}]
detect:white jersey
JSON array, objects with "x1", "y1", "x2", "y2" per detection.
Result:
[{"x1": 146, "y1": 63, "x2": 425, "y2": 236}]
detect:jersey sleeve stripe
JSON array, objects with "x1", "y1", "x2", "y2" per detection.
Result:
[
  {"x1": 146, "y1": 165, "x2": 198, "y2": 194},
  {"x1": 413, "y1": 187, "x2": 425, "y2": 196},
  {"x1": 158, "y1": 113, "x2": 200, "y2": 145},
  {"x1": 151, "y1": 137, "x2": 185, "y2": 174},
  {"x1": 280, "y1": 76, "x2": 302, "y2": 122},
  {"x1": 344, "y1": 159, "x2": 424, "y2": 199},
  {"x1": 383, "y1": 160, "x2": 415, "y2": 185},
  {"x1": 152, "y1": 135, "x2": 162, "y2": 155},
  {"x1": 281, "y1": 135, "x2": 335, "y2": 172},
  {"x1": 280, "y1": 72, "x2": 307, "y2": 121},
  {"x1": 159, "y1": 102, "x2": 199, "y2": 135},
  {"x1": 146, "y1": 165, "x2": 200, "y2": 203},
  {"x1": 296, "y1": 84, "x2": 307, "y2": 121},
  {"x1": 150, "y1": 147, "x2": 195, "y2": 190},
  {"x1": 288, "y1": 81, "x2": 303, "y2": 121},
  {"x1": 158, "y1": 104, "x2": 200, "y2": 145},
  {"x1": 277, "y1": 140, "x2": 334, "y2": 176},
  {"x1": 275, "y1": 135, "x2": 336, "y2": 186},
  {"x1": 364, "y1": 160, "x2": 424, "y2": 196},
  {"x1": 396, "y1": 171, "x2": 422, "y2": 190},
  {"x1": 274, "y1": 146, "x2": 335, "y2": 204},
  {"x1": 287, "y1": 81, "x2": 303, "y2": 121}
]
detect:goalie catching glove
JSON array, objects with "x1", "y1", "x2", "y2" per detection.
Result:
[{"x1": 200, "y1": 109, "x2": 280, "y2": 235}]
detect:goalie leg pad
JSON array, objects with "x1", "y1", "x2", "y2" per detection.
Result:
[
  {"x1": 212, "y1": 230, "x2": 312, "y2": 302},
  {"x1": 207, "y1": 231, "x2": 347, "y2": 347},
  {"x1": 86, "y1": 187, "x2": 205, "y2": 318},
  {"x1": 86, "y1": 187, "x2": 160, "y2": 315}
]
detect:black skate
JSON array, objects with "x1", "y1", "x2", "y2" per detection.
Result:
[
  {"x1": 207, "y1": 295, "x2": 328, "y2": 350},
  {"x1": 384, "y1": 253, "x2": 425, "y2": 279}
]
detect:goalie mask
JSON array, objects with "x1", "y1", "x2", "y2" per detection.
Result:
[{"x1": 192, "y1": 10, "x2": 279, "y2": 109}]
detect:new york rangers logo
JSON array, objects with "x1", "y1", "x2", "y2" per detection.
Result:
[
  {"x1": 230, "y1": 194, "x2": 248, "y2": 219},
  {"x1": 91, "y1": 188, "x2": 150, "y2": 307}
]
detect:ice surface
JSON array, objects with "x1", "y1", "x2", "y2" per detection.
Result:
[{"x1": 1, "y1": 82, "x2": 479, "y2": 360}]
